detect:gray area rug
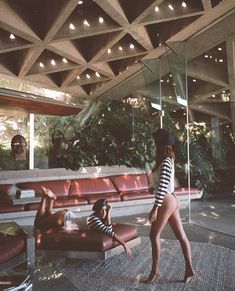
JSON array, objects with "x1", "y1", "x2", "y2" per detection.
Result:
[{"x1": 32, "y1": 238, "x2": 235, "y2": 291}]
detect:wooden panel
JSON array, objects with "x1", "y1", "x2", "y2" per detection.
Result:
[{"x1": 0, "y1": 94, "x2": 82, "y2": 116}]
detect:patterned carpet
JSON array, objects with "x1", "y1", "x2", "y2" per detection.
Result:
[{"x1": 32, "y1": 238, "x2": 235, "y2": 291}]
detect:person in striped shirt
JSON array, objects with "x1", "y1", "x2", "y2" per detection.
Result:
[
  {"x1": 143, "y1": 129, "x2": 194, "y2": 284},
  {"x1": 87, "y1": 199, "x2": 132, "y2": 257}
]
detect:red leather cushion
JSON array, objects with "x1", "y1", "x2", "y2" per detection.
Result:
[
  {"x1": 38, "y1": 223, "x2": 137, "y2": 252},
  {"x1": 69, "y1": 178, "x2": 118, "y2": 196},
  {"x1": 111, "y1": 174, "x2": 149, "y2": 193},
  {"x1": 0, "y1": 184, "x2": 13, "y2": 194},
  {"x1": 17, "y1": 180, "x2": 71, "y2": 197},
  {"x1": 80, "y1": 193, "x2": 121, "y2": 204},
  {"x1": 25, "y1": 197, "x2": 88, "y2": 211},
  {"x1": 0, "y1": 234, "x2": 25, "y2": 264},
  {"x1": 0, "y1": 205, "x2": 24, "y2": 213},
  {"x1": 121, "y1": 190, "x2": 153, "y2": 201}
]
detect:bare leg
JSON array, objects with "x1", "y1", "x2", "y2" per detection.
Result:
[
  {"x1": 168, "y1": 198, "x2": 195, "y2": 283},
  {"x1": 34, "y1": 190, "x2": 65, "y2": 232},
  {"x1": 143, "y1": 195, "x2": 177, "y2": 283},
  {"x1": 34, "y1": 196, "x2": 47, "y2": 227}
]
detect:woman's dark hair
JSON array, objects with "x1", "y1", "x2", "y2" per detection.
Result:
[
  {"x1": 152, "y1": 129, "x2": 175, "y2": 170},
  {"x1": 153, "y1": 145, "x2": 175, "y2": 170},
  {"x1": 92, "y1": 199, "x2": 108, "y2": 213}
]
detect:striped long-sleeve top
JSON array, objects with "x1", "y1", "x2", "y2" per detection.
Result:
[
  {"x1": 87, "y1": 213, "x2": 115, "y2": 239},
  {"x1": 151, "y1": 157, "x2": 175, "y2": 207}
]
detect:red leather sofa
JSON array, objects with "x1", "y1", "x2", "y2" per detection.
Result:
[
  {"x1": 0, "y1": 174, "x2": 201, "y2": 263},
  {"x1": 0, "y1": 173, "x2": 202, "y2": 213}
]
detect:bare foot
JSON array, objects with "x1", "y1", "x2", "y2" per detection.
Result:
[
  {"x1": 183, "y1": 270, "x2": 195, "y2": 283},
  {"x1": 141, "y1": 271, "x2": 160, "y2": 284},
  {"x1": 41, "y1": 186, "x2": 57, "y2": 200}
]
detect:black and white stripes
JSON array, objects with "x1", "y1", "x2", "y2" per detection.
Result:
[
  {"x1": 152, "y1": 157, "x2": 173, "y2": 207},
  {"x1": 87, "y1": 214, "x2": 115, "y2": 238}
]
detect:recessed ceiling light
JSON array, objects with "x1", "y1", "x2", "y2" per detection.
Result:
[
  {"x1": 78, "y1": 0, "x2": 83, "y2": 4},
  {"x1": 182, "y1": 2, "x2": 187, "y2": 8},
  {"x1": 154, "y1": 6, "x2": 159, "y2": 12},
  {"x1": 168, "y1": 4, "x2": 174, "y2": 10},
  {"x1": 130, "y1": 43, "x2": 135, "y2": 49},
  {"x1": 99, "y1": 17, "x2": 104, "y2": 23},
  {"x1": 62, "y1": 58, "x2": 68, "y2": 63},
  {"x1": 51, "y1": 59, "x2": 56, "y2": 66},
  {"x1": 218, "y1": 47, "x2": 222, "y2": 51},
  {"x1": 69, "y1": 23, "x2": 75, "y2": 30},
  {"x1": 107, "y1": 48, "x2": 111, "y2": 54},
  {"x1": 9, "y1": 33, "x2": 15, "y2": 39},
  {"x1": 212, "y1": 94, "x2": 215, "y2": 97},
  {"x1": 83, "y1": 20, "x2": 90, "y2": 26},
  {"x1": 95, "y1": 72, "x2": 100, "y2": 77},
  {"x1": 76, "y1": 75, "x2": 80, "y2": 79},
  {"x1": 86, "y1": 73, "x2": 91, "y2": 79},
  {"x1": 193, "y1": 79, "x2": 196, "y2": 82},
  {"x1": 118, "y1": 46, "x2": 123, "y2": 51},
  {"x1": 219, "y1": 59, "x2": 223, "y2": 62},
  {"x1": 39, "y1": 62, "x2": 44, "y2": 68},
  {"x1": 204, "y1": 54, "x2": 209, "y2": 58},
  {"x1": 169, "y1": 96, "x2": 172, "y2": 99},
  {"x1": 126, "y1": 66, "x2": 129, "y2": 70}
]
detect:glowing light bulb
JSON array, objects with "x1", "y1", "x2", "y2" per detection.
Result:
[
  {"x1": 99, "y1": 17, "x2": 104, "y2": 23},
  {"x1": 69, "y1": 23, "x2": 75, "y2": 30}
]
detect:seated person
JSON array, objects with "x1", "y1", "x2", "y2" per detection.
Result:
[
  {"x1": 34, "y1": 187, "x2": 132, "y2": 257},
  {"x1": 88, "y1": 198, "x2": 132, "y2": 257}
]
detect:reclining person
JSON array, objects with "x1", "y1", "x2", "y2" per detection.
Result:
[
  {"x1": 34, "y1": 187, "x2": 132, "y2": 257},
  {"x1": 88, "y1": 198, "x2": 132, "y2": 257}
]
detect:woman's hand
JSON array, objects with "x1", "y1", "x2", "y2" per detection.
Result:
[
  {"x1": 148, "y1": 205, "x2": 158, "y2": 222},
  {"x1": 123, "y1": 243, "x2": 132, "y2": 257}
]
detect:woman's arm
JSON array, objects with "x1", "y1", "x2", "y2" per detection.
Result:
[
  {"x1": 87, "y1": 214, "x2": 115, "y2": 238},
  {"x1": 113, "y1": 234, "x2": 132, "y2": 257},
  {"x1": 154, "y1": 157, "x2": 172, "y2": 207},
  {"x1": 149, "y1": 158, "x2": 172, "y2": 222},
  {"x1": 87, "y1": 211, "x2": 132, "y2": 257}
]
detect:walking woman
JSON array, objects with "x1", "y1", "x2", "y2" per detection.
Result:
[{"x1": 143, "y1": 128, "x2": 194, "y2": 283}]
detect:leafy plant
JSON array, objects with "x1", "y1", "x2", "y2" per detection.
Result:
[
  {"x1": 65, "y1": 100, "x2": 155, "y2": 171},
  {"x1": 52, "y1": 99, "x2": 231, "y2": 196}
]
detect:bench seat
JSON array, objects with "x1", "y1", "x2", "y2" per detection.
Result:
[{"x1": 35, "y1": 223, "x2": 140, "y2": 260}]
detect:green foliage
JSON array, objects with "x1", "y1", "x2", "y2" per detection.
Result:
[
  {"x1": 163, "y1": 115, "x2": 218, "y2": 194},
  {"x1": 52, "y1": 100, "x2": 233, "y2": 196},
  {"x1": 65, "y1": 100, "x2": 155, "y2": 171}
]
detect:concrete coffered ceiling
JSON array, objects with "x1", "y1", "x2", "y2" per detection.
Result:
[{"x1": 0, "y1": 0, "x2": 235, "y2": 122}]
